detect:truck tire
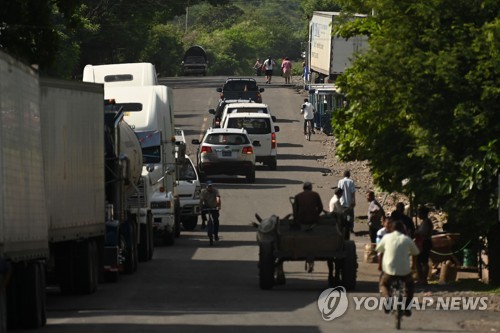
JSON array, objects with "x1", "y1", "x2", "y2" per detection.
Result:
[
  {"x1": 18, "y1": 262, "x2": 46, "y2": 329},
  {"x1": 147, "y1": 212, "x2": 154, "y2": 260},
  {"x1": 174, "y1": 200, "x2": 181, "y2": 238},
  {"x1": 341, "y1": 240, "x2": 357, "y2": 291},
  {"x1": 123, "y1": 223, "x2": 138, "y2": 274},
  {"x1": 259, "y1": 242, "x2": 275, "y2": 290},
  {"x1": 74, "y1": 239, "x2": 99, "y2": 295},
  {"x1": 54, "y1": 242, "x2": 75, "y2": 295},
  {"x1": 182, "y1": 216, "x2": 198, "y2": 230},
  {"x1": 138, "y1": 222, "x2": 150, "y2": 262}
]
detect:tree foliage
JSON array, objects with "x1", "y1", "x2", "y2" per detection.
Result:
[{"x1": 332, "y1": 0, "x2": 500, "y2": 235}]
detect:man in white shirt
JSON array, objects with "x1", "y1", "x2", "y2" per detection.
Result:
[
  {"x1": 329, "y1": 188, "x2": 344, "y2": 214},
  {"x1": 376, "y1": 221, "x2": 420, "y2": 316},
  {"x1": 263, "y1": 56, "x2": 276, "y2": 84},
  {"x1": 337, "y1": 170, "x2": 356, "y2": 233},
  {"x1": 300, "y1": 98, "x2": 315, "y2": 135}
]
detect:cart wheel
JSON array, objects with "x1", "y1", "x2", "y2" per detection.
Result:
[
  {"x1": 341, "y1": 240, "x2": 357, "y2": 291},
  {"x1": 259, "y1": 242, "x2": 275, "y2": 290}
]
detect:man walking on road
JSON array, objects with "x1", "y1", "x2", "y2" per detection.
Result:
[{"x1": 337, "y1": 170, "x2": 356, "y2": 233}]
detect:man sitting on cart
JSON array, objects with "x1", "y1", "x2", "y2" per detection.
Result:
[{"x1": 293, "y1": 181, "x2": 323, "y2": 226}]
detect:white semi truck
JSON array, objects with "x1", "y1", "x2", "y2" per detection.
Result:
[
  {"x1": 308, "y1": 11, "x2": 368, "y2": 82},
  {"x1": 104, "y1": 85, "x2": 180, "y2": 245},
  {"x1": 0, "y1": 51, "x2": 144, "y2": 331}
]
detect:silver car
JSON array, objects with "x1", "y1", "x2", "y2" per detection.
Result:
[{"x1": 192, "y1": 128, "x2": 258, "y2": 183}]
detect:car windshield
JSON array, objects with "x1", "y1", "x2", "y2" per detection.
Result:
[
  {"x1": 205, "y1": 133, "x2": 250, "y2": 145},
  {"x1": 227, "y1": 107, "x2": 268, "y2": 114},
  {"x1": 227, "y1": 118, "x2": 271, "y2": 135},
  {"x1": 223, "y1": 81, "x2": 258, "y2": 91}
]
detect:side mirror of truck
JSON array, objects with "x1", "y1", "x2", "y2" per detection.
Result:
[
  {"x1": 208, "y1": 109, "x2": 215, "y2": 115},
  {"x1": 274, "y1": 126, "x2": 280, "y2": 132},
  {"x1": 259, "y1": 88, "x2": 265, "y2": 92},
  {"x1": 216, "y1": 87, "x2": 223, "y2": 93},
  {"x1": 191, "y1": 139, "x2": 200, "y2": 145},
  {"x1": 271, "y1": 116, "x2": 277, "y2": 122},
  {"x1": 146, "y1": 164, "x2": 155, "y2": 173},
  {"x1": 166, "y1": 165, "x2": 175, "y2": 175},
  {"x1": 252, "y1": 140, "x2": 261, "y2": 147}
]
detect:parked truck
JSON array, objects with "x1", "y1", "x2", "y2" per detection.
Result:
[
  {"x1": 308, "y1": 11, "x2": 368, "y2": 82},
  {"x1": 181, "y1": 45, "x2": 208, "y2": 76},
  {"x1": 0, "y1": 51, "x2": 143, "y2": 331},
  {"x1": 104, "y1": 85, "x2": 181, "y2": 245}
]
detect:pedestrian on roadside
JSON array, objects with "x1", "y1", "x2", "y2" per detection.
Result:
[
  {"x1": 281, "y1": 57, "x2": 292, "y2": 84},
  {"x1": 392, "y1": 202, "x2": 415, "y2": 238},
  {"x1": 337, "y1": 170, "x2": 356, "y2": 233},
  {"x1": 367, "y1": 191, "x2": 385, "y2": 244},
  {"x1": 263, "y1": 56, "x2": 276, "y2": 84},
  {"x1": 253, "y1": 58, "x2": 262, "y2": 76},
  {"x1": 414, "y1": 205, "x2": 433, "y2": 285}
]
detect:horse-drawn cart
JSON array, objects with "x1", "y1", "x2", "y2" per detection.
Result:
[{"x1": 255, "y1": 207, "x2": 358, "y2": 290}]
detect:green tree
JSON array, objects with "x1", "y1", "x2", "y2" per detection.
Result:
[
  {"x1": 333, "y1": 0, "x2": 500, "y2": 283},
  {"x1": 140, "y1": 24, "x2": 184, "y2": 77}
]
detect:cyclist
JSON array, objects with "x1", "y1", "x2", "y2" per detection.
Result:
[
  {"x1": 376, "y1": 220, "x2": 420, "y2": 316},
  {"x1": 199, "y1": 181, "x2": 221, "y2": 241},
  {"x1": 300, "y1": 98, "x2": 315, "y2": 136}
]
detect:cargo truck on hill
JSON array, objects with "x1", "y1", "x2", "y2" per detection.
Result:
[{"x1": 0, "y1": 51, "x2": 144, "y2": 331}]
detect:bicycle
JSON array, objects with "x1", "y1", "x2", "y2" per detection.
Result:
[
  {"x1": 389, "y1": 276, "x2": 407, "y2": 330},
  {"x1": 202, "y1": 208, "x2": 219, "y2": 246},
  {"x1": 305, "y1": 119, "x2": 313, "y2": 141}
]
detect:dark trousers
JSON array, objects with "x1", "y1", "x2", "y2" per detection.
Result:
[
  {"x1": 303, "y1": 119, "x2": 314, "y2": 133},
  {"x1": 203, "y1": 210, "x2": 220, "y2": 237},
  {"x1": 379, "y1": 273, "x2": 414, "y2": 308}
]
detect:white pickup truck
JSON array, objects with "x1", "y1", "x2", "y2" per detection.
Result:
[{"x1": 175, "y1": 128, "x2": 201, "y2": 230}]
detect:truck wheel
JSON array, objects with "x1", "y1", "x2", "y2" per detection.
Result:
[
  {"x1": 147, "y1": 213, "x2": 155, "y2": 260},
  {"x1": 246, "y1": 170, "x2": 256, "y2": 183},
  {"x1": 341, "y1": 240, "x2": 357, "y2": 291},
  {"x1": 54, "y1": 242, "x2": 75, "y2": 295},
  {"x1": 268, "y1": 157, "x2": 277, "y2": 171},
  {"x1": 19, "y1": 262, "x2": 46, "y2": 329},
  {"x1": 138, "y1": 222, "x2": 150, "y2": 262},
  {"x1": 174, "y1": 201, "x2": 181, "y2": 238},
  {"x1": 123, "y1": 223, "x2": 138, "y2": 274},
  {"x1": 182, "y1": 216, "x2": 198, "y2": 230},
  {"x1": 75, "y1": 239, "x2": 99, "y2": 294},
  {"x1": 259, "y1": 242, "x2": 275, "y2": 290}
]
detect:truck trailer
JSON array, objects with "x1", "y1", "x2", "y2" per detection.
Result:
[
  {"x1": 308, "y1": 11, "x2": 368, "y2": 82},
  {"x1": 0, "y1": 51, "x2": 144, "y2": 331}
]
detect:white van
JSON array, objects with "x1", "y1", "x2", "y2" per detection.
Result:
[
  {"x1": 221, "y1": 112, "x2": 279, "y2": 170},
  {"x1": 83, "y1": 62, "x2": 158, "y2": 86},
  {"x1": 219, "y1": 102, "x2": 275, "y2": 127}
]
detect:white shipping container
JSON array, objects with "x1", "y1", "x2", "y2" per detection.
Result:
[{"x1": 0, "y1": 51, "x2": 49, "y2": 261}]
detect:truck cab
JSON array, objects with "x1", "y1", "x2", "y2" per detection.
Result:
[
  {"x1": 83, "y1": 62, "x2": 158, "y2": 86},
  {"x1": 104, "y1": 85, "x2": 179, "y2": 245}
]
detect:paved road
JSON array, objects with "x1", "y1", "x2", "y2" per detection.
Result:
[{"x1": 21, "y1": 76, "x2": 496, "y2": 333}]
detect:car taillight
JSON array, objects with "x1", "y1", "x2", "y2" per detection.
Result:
[
  {"x1": 242, "y1": 146, "x2": 253, "y2": 154},
  {"x1": 201, "y1": 146, "x2": 213, "y2": 153},
  {"x1": 271, "y1": 132, "x2": 276, "y2": 149}
]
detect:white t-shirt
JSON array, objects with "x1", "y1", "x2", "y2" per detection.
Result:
[
  {"x1": 375, "y1": 231, "x2": 420, "y2": 276},
  {"x1": 329, "y1": 195, "x2": 343, "y2": 214},
  {"x1": 337, "y1": 177, "x2": 355, "y2": 207},
  {"x1": 301, "y1": 102, "x2": 315, "y2": 120},
  {"x1": 263, "y1": 58, "x2": 275, "y2": 70}
]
